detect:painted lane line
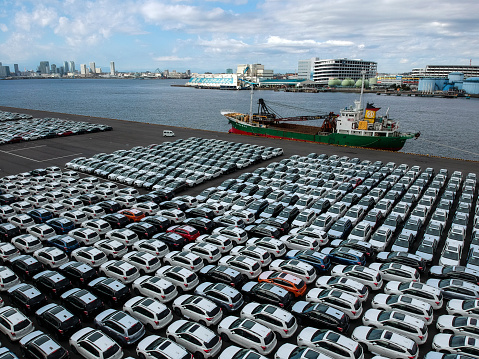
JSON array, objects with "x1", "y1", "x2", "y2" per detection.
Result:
[
  {"x1": 7, "y1": 145, "x2": 47, "y2": 152},
  {"x1": 39, "y1": 153, "x2": 83, "y2": 162},
  {"x1": 0, "y1": 149, "x2": 41, "y2": 162}
]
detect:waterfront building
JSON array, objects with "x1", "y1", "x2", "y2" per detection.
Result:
[
  {"x1": 63, "y1": 61, "x2": 69, "y2": 73},
  {"x1": 0, "y1": 65, "x2": 11, "y2": 77},
  {"x1": 80, "y1": 64, "x2": 88, "y2": 76},
  {"x1": 69, "y1": 61, "x2": 75, "y2": 73},
  {"x1": 51, "y1": 64, "x2": 57, "y2": 74},
  {"x1": 309, "y1": 58, "x2": 377, "y2": 85},
  {"x1": 412, "y1": 65, "x2": 479, "y2": 79},
  {"x1": 226, "y1": 68, "x2": 233, "y2": 74},
  {"x1": 13, "y1": 64, "x2": 19, "y2": 76},
  {"x1": 110, "y1": 61, "x2": 115, "y2": 76},
  {"x1": 186, "y1": 73, "x2": 238, "y2": 89},
  {"x1": 89, "y1": 62, "x2": 96, "y2": 74},
  {"x1": 39, "y1": 61, "x2": 50, "y2": 74},
  {"x1": 237, "y1": 64, "x2": 274, "y2": 80},
  {"x1": 298, "y1": 57, "x2": 318, "y2": 80}
]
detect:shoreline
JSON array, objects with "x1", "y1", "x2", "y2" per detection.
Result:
[{"x1": 0, "y1": 105, "x2": 477, "y2": 179}]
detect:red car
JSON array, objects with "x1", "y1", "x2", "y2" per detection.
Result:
[
  {"x1": 166, "y1": 224, "x2": 200, "y2": 242},
  {"x1": 118, "y1": 208, "x2": 145, "y2": 222}
]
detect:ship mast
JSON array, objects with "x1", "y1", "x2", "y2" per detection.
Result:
[
  {"x1": 359, "y1": 70, "x2": 366, "y2": 110},
  {"x1": 249, "y1": 84, "x2": 254, "y2": 123}
]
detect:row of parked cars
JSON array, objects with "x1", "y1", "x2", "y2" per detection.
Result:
[
  {"x1": 64, "y1": 137, "x2": 283, "y2": 190},
  {"x1": 0, "y1": 142, "x2": 477, "y2": 359},
  {"x1": 0, "y1": 110, "x2": 112, "y2": 144}
]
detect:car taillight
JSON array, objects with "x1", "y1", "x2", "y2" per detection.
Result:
[
  {"x1": 284, "y1": 329, "x2": 289, "y2": 333},
  {"x1": 374, "y1": 282, "x2": 378, "y2": 286},
  {"x1": 425, "y1": 317, "x2": 430, "y2": 321},
  {"x1": 92, "y1": 261, "x2": 95, "y2": 264},
  {"x1": 229, "y1": 303, "x2": 233, "y2": 308},
  {"x1": 113, "y1": 297, "x2": 117, "y2": 301},
  {"x1": 52, "y1": 288, "x2": 57, "y2": 293},
  {"x1": 279, "y1": 303, "x2": 284, "y2": 307},
  {"x1": 184, "y1": 283, "x2": 188, "y2": 287},
  {"x1": 338, "y1": 327, "x2": 343, "y2": 332},
  {"x1": 261, "y1": 346, "x2": 266, "y2": 351},
  {"x1": 124, "y1": 336, "x2": 129, "y2": 341},
  {"x1": 11, "y1": 332, "x2": 16, "y2": 336},
  {"x1": 26, "y1": 304, "x2": 30, "y2": 309},
  {"x1": 206, "y1": 317, "x2": 212, "y2": 321},
  {"x1": 58, "y1": 329, "x2": 63, "y2": 334}
]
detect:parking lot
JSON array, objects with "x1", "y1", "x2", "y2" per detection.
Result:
[{"x1": 0, "y1": 132, "x2": 477, "y2": 359}]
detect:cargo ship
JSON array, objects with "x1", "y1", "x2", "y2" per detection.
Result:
[{"x1": 222, "y1": 90, "x2": 420, "y2": 151}]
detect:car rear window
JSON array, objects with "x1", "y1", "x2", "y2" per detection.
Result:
[
  {"x1": 14, "y1": 319, "x2": 30, "y2": 331},
  {"x1": 3, "y1": 275, "x2": 17, "y2": 284},
  {"x1": 264, "y1": 331, "x2": 274, "y2": 345},
  {"x1": 103, "y1": 344, "x2": 120, "y2": 359},
  {"x1": 86, "y1": 298, "x2": 102, "y2": 311},
  {"x1": 127, "y1": 322, "x2": 143, "y2": 335}
]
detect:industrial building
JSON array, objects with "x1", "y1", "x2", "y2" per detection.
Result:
[
  {"x1": 412, "y1": 65, "x2": 479, "y2": 79},
  {"x1": 186, "y1": 64, "x2": 274, "y2": 89},
  {"x1": 418, "y1": 72, "x2": 479, "y2": 94}
]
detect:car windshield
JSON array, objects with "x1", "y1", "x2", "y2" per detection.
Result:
[{"x1": 366, "y1": 329, "x2": 384, "y2": 340}]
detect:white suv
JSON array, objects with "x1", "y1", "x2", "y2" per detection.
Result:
[
  {"x1": 69, "y1": 327, "x2": 123, "y2": 359},
  {"x1": 0, "y1": 305, "x2": 34, "y2": 340},
  {"x1": 132, "y1": 275, "x2": 178, "y2": 303},
  {"x1": 124, "y1": 296, "x2": 173, "y2": 331},
  {"x1": 172, "y1": 294, "x2": 223, "y2": 327}
]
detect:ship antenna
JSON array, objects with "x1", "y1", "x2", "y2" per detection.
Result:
[
  {"x1": 359, "y1": 70, "x2": 366, "y2": 109},
  {"x1": 249, "y1": 84, "x2": 254, "y2": 123}
]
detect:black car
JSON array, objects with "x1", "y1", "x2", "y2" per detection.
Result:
[
  {"x1": 30, "y1": 168, "x2": 47, "y2": 176},
  {"x1": 0, "y1": 223, "x2": 21, "y2": 241},
  {"x1": 255, "y1": 217, "x2": 291, "y2": 234},
  {"x1": 184, "y1": 207, "x2": 216, "y2": 220},
  {"x1": 277, "y1": 206, "x2": 300, "y2": 223},
  {"x1": 159, "y1": 200, "x2": 188, "y2": 212},
  {"x1": 20, "y1": 331, "x2": 70, "y2": 359},
  {"x1": 33, "y1": 270, "x2": 73, "y2": 297},
  {"x1": 311, "y1": 198, "x2": 331, "y2": 215},
  {"x1": 241, "y1": 282, "x2": 293, "y2": 309},
  {"x1": 58, "y1": 261, "x2": 98, "y2": 287},
  {"x1": 77, "y1": 194, "x2": 101, "y2": 205},
  {"x1": 125, "y1": 222, "x2": 158, "y2": 240},
  {"x1": 7, "y1": 283, "x2": 47, "y2": 313},
  {"x1": 136, "y1": 193, "x2": 162, "y2": 204},
  {"x1": 245, "y1": 200, "x2": 269, "y2": 219},
  {"x1": 217, "y1": 179, "x2": 237, "y2": 191},
  {"x1": 429, "y1": 265, "x2": 479, "y2": 284},
  {"x1": 35, "y1": 303, "x2": 82, "y2": 339},
  {"x1": 291, "y1": 301, "x2": 350, "y2": 333},
  {"x1": 198, "y1": 265, "x2": 245, "y2": 288},
  {"x1": 377, "y1": 251, "x2": 427, "y2": 272},
  {"x1": 9, "y1": 254, "x2": 45, "y2": 280},
  {"x1": 97, "y1": 201, "x2": 122, "y2": 214},
  {"x1": 140, "y1": 215, "x2": 171, "y2": 232},
  {"x1": 88, "y1": 277, "x2": 130, "y2": 306},
  {"x1": 183, "y1": 217, "x2": 215, "y2": 235},
  {"x1": 152, "y1": 232, "x2": 187, "y2": 250},
  {"x1": 0, "y1": 194, "x2": 16, "y2": 206},
  {"x1": 254, "y1": 187, "x2": 273, "y2": 199},
  {"x1": 101, "y1": 213, "x2": 130, "y2": 229},
  {"x1": 149, "y1": 189, "x2": 174, "y2": 202},
  {"x1": 60, "y1": 288, "x2": 104, "y2": 321},
  {"x1": 245, "y1": 224, "x2": 281, "y2": 239}
]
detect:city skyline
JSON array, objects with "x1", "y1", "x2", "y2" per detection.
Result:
[{"x1": 0, "y1": 0, "x2": 478, "y2": 73}]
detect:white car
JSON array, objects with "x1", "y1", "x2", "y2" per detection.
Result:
[
  {"x1": 240, "y1": 302, "x2": 298, "y2": 339},
  {"x1": 60, "y1": 210, "x2": 88, "y2": 226},
  {"x1": 166, "y1": 320, "x2": 221, "y2": 358},
  {"x1": 0, "y1": 266, "x2": 20, "y2": 291},
  {"x1": 26, "y1": 223, "x2": 56, "y2": 241},
  {"x1": 132, "y1": 202, "x2": 160, "y2": 216},
  {"x1": 280, "y1": 234, "x2": 321, "y2": 251},
  {"x1": 217, "y1": 316, "x2": 278, "y2": 355},
  {"x1": 368, "y1": 226, "x2": 393, "y2": 252},
  {"x1": 371, "y1": 293, "x2": 434, "y2": 325},
  {"x1": 246, "y1": 237, "x2": 287, "y2": 259},
  {"x1": 212, "y1": 226, "x2": 248, "y2": 245},
  {"x1": 104, "y1": 228, "x2": 139, "y2": 247},
  {"x1": 71, "y1": 247, "x2": 108, "y2": 268},
  {"x1": 70, "y1": 327, "x2": 123, "y2": 359},
  {"x1": 315, "y1": 275, "x2": 369, "y2": 301},
  {"x1": 436, "y1": 315, "x2": 479, "y2": 339},
  {"x1": 439, "y1": 243, "x2": 462, "y2": 266},
  {"x1": 122, "y1": 251, "x2": 162, "y2": 275},
  {"x1": 172, "y1": 294, "x2": 223, "y2": 327},
  {"x1": 274, "y1": 344, "x2": 331, "y2": 359},
  {"x1": 183, "y1": 242, "x2": 222, "y2": 264},
  {"x1": 132, "y1": 275, "x2": 178, "y2": 302},
  {"x1": 0, "y1": 305, "x2": 34, "y2": 341},
  {"x1": 384, "y1": 281, "x2": 443, "y2": 309},
  {"x1": 196, "y1": 234, "x2": 234, "y2": 254},
  {"x1": 296, "y1": 327, "x2": 364, "y2": 359},
  {"x1": 33, "y1": 247, "x2": 69, "y2": 269},
  {"x1": 99, "y1": 260, "x2": 140, "y2": 284},
  {"x1": 432, "y1": 334, "x2": 479, "y2": 359},
  {"x1": 331, "y1": 265, "x2": 383, "y2": 291},
  {"x1": 230, "y1": 245, "x2": 272, "y2": 267},
  {"x1": 218, "y1": 255, "x2": 262, "y2": 279},
  {"x1": 133, "y1": 239, "x2": 169, "y2": 257},
  {"x1": 351, "y1": 326, "x2": 419, "y2": 359},
  {"x1": 220, "y1": 346, "x2": 268, "y2": 359},
  {"x1": 305, "y1": 288, "x2": 363, "y2": 319},
  {"x1": 369, "y1": 263, "x2": 420, "y2": 283},
  {"x1": 291, "y1": 209, "x2": 317, "y2": 228},
  {"x1": 156, "y1": 265, "x2": 199, "y2": 292},
  {"x1": 69, "y1": 228, "x2": 101, "y2": 245},
  {"x1": 81, "y1": 219, "x2": 112, "y2": 236},
  {"x1": 348, "y1": 222, "x2": 373, "y2": 242},
  {"x1": 157, "y1": 209, "x2": 186, "y2": 224},
  {"x1": 447, "y1": 299, "x2": 479, "y2": 319},
  {"x1": 164, "y1": 251, "x2": 205, "y2": 273},
  {"x1": 123, "y1": 296, "x2": 173, "y2": 331},
  {"x1": 269, "y1": 258, "x2": 317, "y2": 284},
  {"x1": 362, "y1": 308, "x2": 428, "y2": 344},
  {"x1": 11, "y1": 234, "x2": 43, "y2": 254},
  {"x1": 94, "y1": 239, "x2": 128, "y2": 259}
]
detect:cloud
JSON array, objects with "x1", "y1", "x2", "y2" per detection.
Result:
[
  {"x1": 0, "y1": 23, "x2": 7, "y2": 32},
  {"x1": 154, "y1": 55, "x2": 192, "y2": 61}
]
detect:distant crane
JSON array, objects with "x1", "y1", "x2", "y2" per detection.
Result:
[{"x1": 154, "y1": 68, "x2": 161, "y2": 73}]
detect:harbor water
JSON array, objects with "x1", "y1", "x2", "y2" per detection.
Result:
[{"x1": 0, "y1": 78, "x2": 477, "y2": 161}]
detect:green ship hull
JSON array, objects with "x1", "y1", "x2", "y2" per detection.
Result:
[{"x1": 228, "y1": 119, "x2": 415, "y2": 151}]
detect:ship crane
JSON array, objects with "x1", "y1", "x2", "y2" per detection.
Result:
[{"x1": 253, "y1": 98, "x2": 336, "y2": 123}]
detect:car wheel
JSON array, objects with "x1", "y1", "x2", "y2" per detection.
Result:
[
  {"x1": 138, "y1": 354, "x2": 146, "y2": 359},
  {"x1": 220, "y1": 333, "x2": 229, "y2": 342},
  {"x1": 194, "y1": 352, "x2": 204, "y2": 359},
  {"x1": 70, "y1": 346, "x2": 78, "y2": 355},
  {"x1": 174, "y1": 308, "x2": 182, "y2": 316},
  {"x1": 146, "y1": 323, "x2": 154, "y2": 332}
]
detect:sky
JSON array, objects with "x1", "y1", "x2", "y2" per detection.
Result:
[{"x1": 0, "y1": 0, "x2": 478, "y2": 74}]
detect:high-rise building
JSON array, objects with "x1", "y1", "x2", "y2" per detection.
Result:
[
  {"x1": 51, "y1": 64, "x2": 57, "y2": 73},
  {"x1": 306, "y1": 58, "x2": 377, "y2": 84},
  {"x1": 226, "y1": 68, "x2": 233, "y2": 74},
  {"x1": 39, "y1": 61, "x2": 50, "y2": 74},
  {"x1": 298, "y1": 57, "x2": 318, "y2": 80},
  {"x1": 0, "y1": 65, "x2": 11, "y2": 77},
  {"x1": 80, "y1": 64, "x2": 88, "y2": 75},
  {"x1": 110, "y1": 61, "x2": 115, "y2": 76},
  {"x1": 89, "y1": 62, "x2": 96, "y2": 74},
  {"x1": 63, "y1": 61, "x2": 69, "y2": 73},
  {"x1": 69, "y1": 61, "x2": 75, "y2": 73},
  {"x1": 13, "y1": 64, "x2": 19, "y2": 76}
]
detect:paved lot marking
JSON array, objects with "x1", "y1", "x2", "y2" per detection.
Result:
[
  {"x1": 39, "y1": 153, "x2": 83, "y2": 162},
  {"x1": 7, "y1": 145, "x2": 47, "y2": 152},
  {"x1": 0, "y1": 149, "x2": 41, "y2": 162}
]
